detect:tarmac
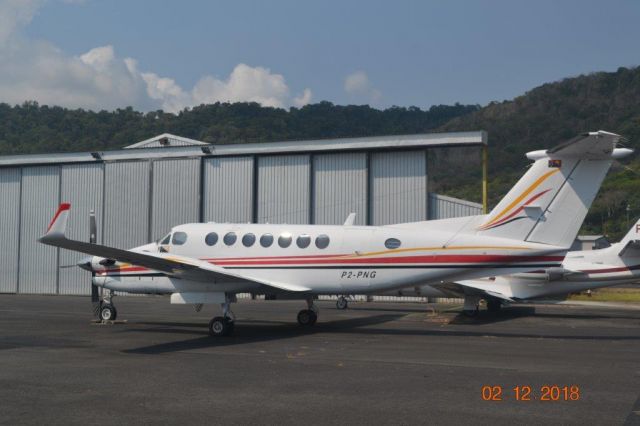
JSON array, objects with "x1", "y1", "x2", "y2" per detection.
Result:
[{"x1": 1, "y1": 294, "x2": 640, "y2": 426}]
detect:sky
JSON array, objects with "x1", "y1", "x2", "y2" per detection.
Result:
[{"x1": 1, "y1": 0, "x2": 638, "y2": 112}]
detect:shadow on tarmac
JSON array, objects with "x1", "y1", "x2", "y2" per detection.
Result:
[
  {"x1": 123, "y1": 313, "x2": 405, "y2": 354},
  {"x1": 122, "y1": 306, "x2": 640, "y2": 355}
]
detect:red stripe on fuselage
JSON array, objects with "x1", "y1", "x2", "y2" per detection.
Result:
[{"x1": 210, "y1": 254, "x2": 563, "y2": 266}]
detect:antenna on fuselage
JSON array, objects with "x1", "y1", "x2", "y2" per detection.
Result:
[{"x1": 343, "y1": 213, "x2": 356, "y2": 226}]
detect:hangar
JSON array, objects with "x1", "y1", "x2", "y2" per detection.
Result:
[{"x1": 0, "y1": 131, "x2": 485, "y2": 296}]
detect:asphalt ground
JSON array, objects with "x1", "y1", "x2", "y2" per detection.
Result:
[{"x1": 1, "y1": 295, "x2": 640, "y2": 426}]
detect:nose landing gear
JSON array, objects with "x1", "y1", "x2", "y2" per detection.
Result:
[
  {"x1": 97, "y1": 290, "x2": 118, "y2": 322},
  {"x1": 100, "y1": 303, "x2": 117, "y2": 321}
]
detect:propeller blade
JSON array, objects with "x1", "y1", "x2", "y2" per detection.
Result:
[
  {"x1": 59, "y1": 264, "x2": 77, "y2": 269},
  {"x1": 89, "y1": 209, "x2": 101, "y2": 319},
  {"x1": 89, "y1": 209, "x2": 97, "y2": 244}
]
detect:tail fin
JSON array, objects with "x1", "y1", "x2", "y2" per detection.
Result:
[{"x1": 477, "y1": 131, "x2": 631, "y2": 248}]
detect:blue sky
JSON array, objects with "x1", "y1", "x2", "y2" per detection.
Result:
[{"x1": 2, "y1": 0, "x2": 639, "y2": 111}]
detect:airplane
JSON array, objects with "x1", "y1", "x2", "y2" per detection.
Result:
[
  {"x1": 39, "y1": 130, "x2": 630, "y2": 336},
  {"x1": 376, "y1": 218, "x2": 640, "y2": 312}
]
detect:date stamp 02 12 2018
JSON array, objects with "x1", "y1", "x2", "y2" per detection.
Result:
[{"x1": 481, "y1": 385, "x2": 581, "y2": 402}]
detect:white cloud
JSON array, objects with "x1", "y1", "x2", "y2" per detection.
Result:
[
  {"x1": 0, "y1": 0, "x2": 313, "y2": 112},
  {"x1": 0, "y1": 0, "x2": 42, "y2": 45},
  {"x1": 344, "y1": 70, "x2": 381, "y2": 103},
  {"x1": 293, "y1": 88, "x2": 313, "y2": 107},
  {"x1": 140, "y1": 63, "x2": 312, "y2": 112}
]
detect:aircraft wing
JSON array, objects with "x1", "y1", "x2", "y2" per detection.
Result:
[
  {"x1": 38, "y1": 204, "x2": 311, "y2": 292},
  {"x1": 452, "y1": 279, "x2": 516, "y2": 301},
  {"x1": 434, "y1": 279, "x2": 517, "y2": 301}
]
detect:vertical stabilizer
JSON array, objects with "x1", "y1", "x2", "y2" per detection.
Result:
[{"x1": 476, "y1": 131, "x2": 628, "y2": 248}]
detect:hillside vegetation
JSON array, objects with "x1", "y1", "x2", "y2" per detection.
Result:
[
  {"x1": 437, "y1": 66, "x2": 640, "y2": 239},
  {"x1": 0, "y1": 102, "x2": 477, "y2": 155},
  {"x1": 1, "y1": 66, "x2": 639, "y2": 239}
]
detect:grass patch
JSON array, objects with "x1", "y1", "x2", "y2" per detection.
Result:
[{"x1": 568, "y1": 288, "x2": 640, "y2": 303}]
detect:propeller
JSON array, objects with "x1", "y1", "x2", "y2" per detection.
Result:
[{"x1": 89, "y1": 209, "x2": 101, "y2": 319}]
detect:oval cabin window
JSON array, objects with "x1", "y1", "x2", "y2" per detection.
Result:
[
  {"x1": 315, "y1": 234, "x2": 330, "y2": 249},
  {"x1": 296, "y1": 234, "x2": 311, "y2": 248},
  {"x1": 278, "y1": 233, "x2": 292, "y2": 248},
  {"x1": 242, "y1": 233, "x2": 256, "y2": 247},
  {"x1": 260, "y1": 234, "x2": 274, "y2": 247},
  {"x1": 223, "y1": 232, "x2": 237, "y2": 246},
  {"x1": 205, "y1": 232, "x2": 218, "y2": 246},
  {"x1": 384, "y1": 238, "x2": 401, "y2": 249}
]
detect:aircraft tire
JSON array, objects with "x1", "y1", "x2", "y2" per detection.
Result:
[
  {"x1": 100, "y1": 304, "x2": 117, "y2": 321},
  {"x1": 209, "y1": 316, "x2": 234, "y2": 337},
  {"x1": 297, "y1": 309, "x2": 317, "y2": 326},
  {"x1": 336, "y1": 297, "x2": 348, "y2": 310}
]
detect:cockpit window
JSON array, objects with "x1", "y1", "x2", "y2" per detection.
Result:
[
  {"x1": 159, "y1": 233, "x2": 171, "y2": 245},
  {"x1": 172, "y1": 231, "x2": 188, "y2": 245}
]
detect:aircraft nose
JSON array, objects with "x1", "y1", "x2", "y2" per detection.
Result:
[{"x1": 77, "y1": 256, "x2": 93, "y2": 272}]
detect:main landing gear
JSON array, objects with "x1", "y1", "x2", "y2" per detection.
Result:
[
  {"x1": 462, "y1": 295, "x2": 503, "y2": 317},
  {"x1": 207, "y1": 295, "x2": 321, "y2": 337},
  {"x1": 336, "y1": 295, "x2": 349, "y2": 310},
  {"x1": 297, "y1": 298, "x2": 318, "y2": 326},
  {"x1": 462, "y1": 295, "x2": 481, "y2": 317},
  {"x1": 208, "y1": 295, "x2": 236, "y2": 337}
]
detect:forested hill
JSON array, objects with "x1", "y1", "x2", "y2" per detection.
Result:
[
  {"x1": 437, "y1": 66, "x2": 640, "y2": 238},
  {"x1": 1, "y1": 66, "x2": 639, "y2": 238},
  {"x1": 0, "y1": 102, "x2": 478, "y2": 155}
]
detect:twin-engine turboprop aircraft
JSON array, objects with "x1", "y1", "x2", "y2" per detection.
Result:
[{"x1": 39, "y1": 131, "x2": 630, "y2": 336}]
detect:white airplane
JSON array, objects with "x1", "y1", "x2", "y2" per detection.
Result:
[
  {"x1": 39, "y1": 131, "x2": 630, "y2": 336},
  {"x1": 383, "y1": 218, "x2": 640, "y2": 312}
]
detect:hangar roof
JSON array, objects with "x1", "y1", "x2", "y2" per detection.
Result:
[
  {"x1": 0, "y1": 130, "x2": 486, "y2": 167},
  {"x1": 123, "y1": 133, "x2": 209, "y2": 149}
]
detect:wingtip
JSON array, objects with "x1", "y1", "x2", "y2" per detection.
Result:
[{"x1": 45, "y1": 202, "x2": 71, "y2": 233}]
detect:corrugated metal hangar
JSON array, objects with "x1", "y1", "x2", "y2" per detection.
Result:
[{"x1": 0, "y1": 131, "x2": 485, "y2": 296}]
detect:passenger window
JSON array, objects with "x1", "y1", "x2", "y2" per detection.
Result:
[
  {"x1": 385, "y1": 238, "x2": 401, "y2": 249},
  {"x1": 205, "y1": 232, "x2": 218, "y2": 246},
  {"x1": 260, "y1": 234, "x2": 274, "y2": 247},
  {"x1": 172, "y1": 231, "x2": 188, "y2": 245},
  {"x1": 223, "y1": 232, "x2": 237, "y2": 246},
  {"x1": 296, "y1": 234, "x2": 311, "y2": 248},
  {"x1": 315, "y1": 234, "x2": 330, "y2": 249},
  {"x1": 242, "y1": 233, "x2": 256, "y2": 247},
  {"x1": 278, "y1": 233, "x2": 292, "y2": 248}
]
